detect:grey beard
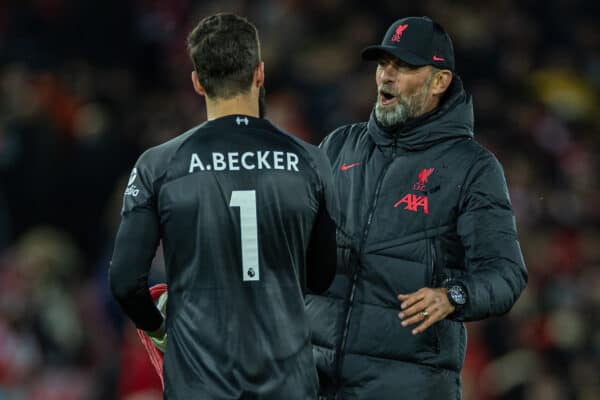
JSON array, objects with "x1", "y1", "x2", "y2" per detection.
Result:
[
  {"x1": 374, "y1": 101, "x2": 410, "y2": 128},
  {"x1": 374, "y1": 75, "x2": 434, "y2": 128}
]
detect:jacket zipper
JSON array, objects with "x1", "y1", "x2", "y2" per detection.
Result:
[
  {"x1": 333, "y1": 156, "x2": 395, "y2": 383},
  {"x1": 429, "y1": 239, "x2": 441, "y2": 354}
]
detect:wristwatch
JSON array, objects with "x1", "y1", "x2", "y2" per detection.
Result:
[{"x1": 445, "y1": 283, "x2": 468, "y2": 308}]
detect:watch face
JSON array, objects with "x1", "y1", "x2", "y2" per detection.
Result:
[{"x1": 449, "y1": 285, "x2": 467, "y2": 305}]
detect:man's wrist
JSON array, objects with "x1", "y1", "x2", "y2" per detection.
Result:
[
  {"x1": 146, "y1": 319, "x2": 166, "y2": 339},
  {"x1": 442, "y1": 280, "x2": 468, "y2": 310},
  {"x1": 146, "y1": 319, "x2": 167, "y2": 352}
]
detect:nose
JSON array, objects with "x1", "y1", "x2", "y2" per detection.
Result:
[{"x1": 377, "y1": 63, "x2": 395, "y2": 84}]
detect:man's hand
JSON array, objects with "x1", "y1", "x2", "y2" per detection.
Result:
[
  {"x1": 397, "y1": 287, "x2": 455, "y2": 335},
  {"x1": 146, "y1": 291, "x2": 168, "y2": 352}
]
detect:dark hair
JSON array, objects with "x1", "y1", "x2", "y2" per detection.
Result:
[{"x1": 187, "y1": 13, "x2": 261, "y2": 99}]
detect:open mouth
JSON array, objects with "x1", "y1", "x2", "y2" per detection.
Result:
[{"x1": 379, "y1": 90, "x2": 397, "y2": 106}]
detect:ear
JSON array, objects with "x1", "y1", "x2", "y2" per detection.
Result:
[
  {"x1": 254, "y1": 61, "x2": 265, "y2": 88},
  {"x1": 191, "y1": 71, "x2": 206, "y2": 97},
  {"x1": 430, "y1": 70, "x2": 453, "y2": 96}
]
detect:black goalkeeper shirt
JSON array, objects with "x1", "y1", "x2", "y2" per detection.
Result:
[{"x1": 109, "y1": 115, "x2": 337, "y2": 398}]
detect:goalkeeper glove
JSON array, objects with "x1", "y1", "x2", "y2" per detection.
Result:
[{"x1": 145, "y1": 291, "x2": 168, "y2": 352}]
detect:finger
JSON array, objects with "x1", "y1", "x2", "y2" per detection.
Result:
[
  {"x1": 399, "y1": 304, "x2": 430, "y2": 327},
  {"x1": 399, "y1": 290, "x2": 427, "y2": 310},
  {"x1": 412, "y1": 307, "x2": 443, "y2": 335},
  {"x1": 397, "y1": 292, "x2": 414, "y2": 300},
  {"x1": 399, "y1": 298, "x2": 428, "y2": 320},
  {"x1": 398, "y1": 287, "x2": 429, "y2": 301}
]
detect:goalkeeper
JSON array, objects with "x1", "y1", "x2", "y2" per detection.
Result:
[{"x1": 109, "y1": 12, "x2": 338, "y2": 400}]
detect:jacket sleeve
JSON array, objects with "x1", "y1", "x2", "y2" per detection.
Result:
[
  {"x1": 451, "y1": 150, "x2": 528, "y2": 322},
  {"x1": 305, "y1": 148, "x2": 339, "y2": 294},
  {"x1": 109, "y1": 152, "x2": 164, "y2": 332}
]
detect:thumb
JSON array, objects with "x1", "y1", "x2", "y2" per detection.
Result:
[{"x1": 157, "y1": 291, "x2": 168, "y2": 316}]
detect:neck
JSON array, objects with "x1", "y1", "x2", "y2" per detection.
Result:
[{"x1": 205, "y1": 92, "x2": 259, "y2": 120}]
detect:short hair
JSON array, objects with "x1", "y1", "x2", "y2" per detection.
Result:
[
  {"x1": 187, "y1": 13, "x2": 261, "y2": 99},
  {"x1": 429, "y1": 66, "x2": 442, "y2": 77}
]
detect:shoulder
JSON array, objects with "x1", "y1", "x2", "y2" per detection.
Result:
[
  {"x1": 447, "y1": 137, "x2": 503, "y2": 172},
  {"x1": 137, "y1": 124, "x2": 202, "y2": 169},
  {"x1": 320, "y1": 122, "x2": 368, "y2": 153},
  {"x1": 453, "y1": 139, "x2": 509, "y2": 199},
  {"x1": 266, "y1": 120, "x2": 319, "y2": 153},
  {"x1": 260, "y1": 119, "x2": 325, "y2": 161},
  {"x1": 265, "y1": 120, "x2": 332, "y2": 180},
  {"x1": 133, "y1": 125, "x2": 202, "y2": 184},
  {"x1": 467, "y1": 140, "x2": 504, "y2": 173},
  {"x1": 142, "y1": 126, "x2": 200, "y2": 164}
]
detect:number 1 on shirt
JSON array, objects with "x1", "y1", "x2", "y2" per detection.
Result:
[{"x1": 229, "y1": 190, "x2": 260, "y2": 281}]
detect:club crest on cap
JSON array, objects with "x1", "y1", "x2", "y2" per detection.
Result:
[{"x1": 391, "y1": 24, "x2": 408, "y2": 42}]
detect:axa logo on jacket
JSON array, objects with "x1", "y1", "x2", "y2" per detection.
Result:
[
  {"x1": 394, "y1": 193, "x2": 429, "y2": 214},
  {"x1": 394, "y1": 168, "x2": 435, "y2": 214}
]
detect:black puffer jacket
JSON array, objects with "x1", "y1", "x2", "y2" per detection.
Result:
[{"x1": 306, "y1": 77, "x2": 527, "y2": 399}]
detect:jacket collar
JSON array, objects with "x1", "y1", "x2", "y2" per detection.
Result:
[{"x1": 367, "y1": 75, "x2": 474, "y2": 152}]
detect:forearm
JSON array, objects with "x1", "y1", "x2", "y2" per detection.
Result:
[
  {"x1": 109, "y1": 210, "x2": 163, "y2": 331},
  {"x1": 449, "y1": 254, "x2": 527, "y2": 321},
  {"x1": 306, "y1": 206, "x2": 337, "y2": 294}
]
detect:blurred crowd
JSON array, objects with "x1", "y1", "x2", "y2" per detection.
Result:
[{"x1": 0, "y1": 0, "x2": 599, "y2": 399}]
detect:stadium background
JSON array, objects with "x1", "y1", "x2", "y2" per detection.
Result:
[{"x1": 0, "y1": 0, "x2": 599, "y2": 399}]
